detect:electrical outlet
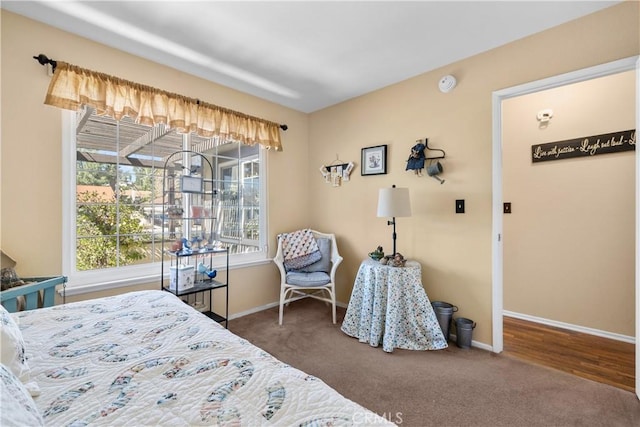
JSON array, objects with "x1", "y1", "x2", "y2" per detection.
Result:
[{"x1": 455, "y1": 199, "x2": 465, "y2": 214}]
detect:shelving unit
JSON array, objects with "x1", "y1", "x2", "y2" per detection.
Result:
[{"x1": 160, "y1": 150, "x2": 229, "y2": 327}]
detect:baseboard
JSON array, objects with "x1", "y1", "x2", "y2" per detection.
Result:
[
  {"x1": 503, "y1": 310, "x2": 635, "y2": 344},
  {"x1": 448, "y1": 334, "x2": 493, "y2": 352},
  {"x1": 229, "y1": 297, "x2": 348, "y2": 321},
  {"x1": 228, "y1": 300, "x2": 282, "y2": 320},
  {"x1": 469, "y1": 339, "x2": 493, "y2": 352}
]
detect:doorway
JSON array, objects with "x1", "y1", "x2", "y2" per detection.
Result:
[{"x1": 491, "y1": 56, "x2": 640, "y2": 399}]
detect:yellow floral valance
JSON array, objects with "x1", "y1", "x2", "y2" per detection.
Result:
[{"x1": 44, "y1": 62, "x2": 283, "y2": 151}]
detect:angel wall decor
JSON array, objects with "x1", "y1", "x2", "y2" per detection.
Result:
[
  {"x1": 406, "y1": 139, "x2": 427, "y2": 176},
  {"x1": 406, "y1": 138, "x2": 446, "y2": 181}
]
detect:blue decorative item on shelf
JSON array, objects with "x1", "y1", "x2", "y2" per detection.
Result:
[
  {"x1": 180, "y1": 238, "x2": 192, "y2": 255},
  {"x1": 197, "y1": 262, "x2": 217, "y2": 279}
]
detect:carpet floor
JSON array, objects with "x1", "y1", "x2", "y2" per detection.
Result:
[{"x1": 229, "y1": 298, "x2": 640, "y2": 427}]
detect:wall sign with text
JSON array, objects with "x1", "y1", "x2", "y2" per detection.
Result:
[{"x1": 531, "y1": 129, "x2": 635, "y2": 163}]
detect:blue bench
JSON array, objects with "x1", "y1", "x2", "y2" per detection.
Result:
[{"x1": 0, "y1": 276, "x2": 67, "y2": 312}]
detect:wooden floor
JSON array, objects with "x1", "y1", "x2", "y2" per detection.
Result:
[{"x1": 503, "y1": 316, "x2": 635, "y2": 393}]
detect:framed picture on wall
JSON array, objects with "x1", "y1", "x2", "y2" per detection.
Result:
[{"x1": 361, "y1": 145, "x2": 387, "y2": 176}]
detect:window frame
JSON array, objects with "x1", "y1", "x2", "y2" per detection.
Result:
[
  {"x1": 61, "y1": 111, "x2": 270, "y2": 295},
  {"x1": 217, "y1": 155, "x2": 261, "y2": 249}
]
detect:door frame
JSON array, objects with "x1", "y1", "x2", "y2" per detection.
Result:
[{"x1": 491, "y1": 56, "x2": 639, "y2": 399}]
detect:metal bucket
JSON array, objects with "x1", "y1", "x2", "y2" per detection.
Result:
[
  {"x1": 431, "y1": 301, "x2": 458, "y2": 341},
  {"x1": 455, "y1": 317, "x2": 476, "y2": 349}
]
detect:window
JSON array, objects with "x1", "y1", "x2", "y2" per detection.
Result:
[{"x1": 62, "y1": 108, "x2": 268, "y2": 292}]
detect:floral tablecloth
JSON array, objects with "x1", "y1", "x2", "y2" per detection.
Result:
[{"x1": 341, "y1": 259, "x2": 447, "y2": 352}]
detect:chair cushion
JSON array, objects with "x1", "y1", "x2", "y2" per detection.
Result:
[
  {"x1": 286, "y1": 271, "x2": 331, "y2": 287},
  {"x1": 300, "y1": 238, "x2": 331, "y2": 273},
  {"x1": 280, "y1": 229, "x2": 322, "y2": 270}
]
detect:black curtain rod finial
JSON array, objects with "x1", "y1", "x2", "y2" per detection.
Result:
[
  {"x1": 33, "y1": 53, "x2": 57, "y2": 73},
  {"x1": 280, "y1": 124, "x2": 288, "y2": 131}
]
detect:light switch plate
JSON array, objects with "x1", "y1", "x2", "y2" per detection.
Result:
[{"x1": 456, "y1": 199, "x2": 465, "y2": 214}]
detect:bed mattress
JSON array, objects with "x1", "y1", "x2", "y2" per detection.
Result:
[{"x1": 14, "y1": 290, "x2": 392, "y2": 426}]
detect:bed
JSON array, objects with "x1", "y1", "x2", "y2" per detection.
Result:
[{"x1": 1, "y1": 289, "x2": 394, "y2": 426}]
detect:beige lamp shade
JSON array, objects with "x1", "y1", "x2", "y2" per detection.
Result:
[{"x1": 377, "y1": 187, "x2": 412, "y2": 218}]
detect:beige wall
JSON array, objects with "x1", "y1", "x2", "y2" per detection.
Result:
[
  {"x1": 0, "y1": 10, "x2": 310, "y2": 315},
  {"x1": 502, "y1": 71, "x2": 635, "y2": 336},
  {"x1": 1, "y1": 2, "x2": 639, "y2": 345},
  {"x1": 307, "y1": 2, "x2": 639, "y2": 345}
]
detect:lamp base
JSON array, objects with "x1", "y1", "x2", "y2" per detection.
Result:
[{"x1": 389, "y1": 217, "x2": 397, "y2": 257}]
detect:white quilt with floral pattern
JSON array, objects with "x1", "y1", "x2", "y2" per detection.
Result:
[{"x1": 14, "y1": 290, "x2": 392, "y2": 426}]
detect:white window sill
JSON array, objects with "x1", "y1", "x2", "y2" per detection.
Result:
[{"x1": 59, "y1": 257, "x2": 272, "y2": 297}]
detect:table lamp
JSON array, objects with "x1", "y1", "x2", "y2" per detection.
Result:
[{"x1": 377, "y1": 185, "x2": 412, "y2": 256}]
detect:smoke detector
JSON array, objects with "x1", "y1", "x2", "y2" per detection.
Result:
[
  {"x1": 536, "y1": 109, "x2": 554, "y2": 122},
  {"x1": 438, "y1": 75, "x2": 457, "y2": 93}
]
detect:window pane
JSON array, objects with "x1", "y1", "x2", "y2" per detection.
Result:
[
  {"x1": 75, "y1": 112, "x2": 163, "y2": 272},
  {"x1": 76, "y1": 235, "x2": 118, "y2": 271},
  {"x1": 71, "y1": 109, "x2": 265, "y2": 279}
]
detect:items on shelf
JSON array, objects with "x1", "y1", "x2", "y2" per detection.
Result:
[
  {"x1": 161, "y1": 150, "x2": 229, "y2": 327},
  {"x1": 169, "y1": 264, "x2": 195, "y2": 291},
  {"x1": 197, "y1": 262, "x2": 217, "y2": 279},
  {"x1": 180, "y1": 237, "x2": 193, "y2": 255}
]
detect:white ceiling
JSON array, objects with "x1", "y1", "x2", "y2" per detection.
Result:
[{"x1": 2, "y1": 1, "x2": 620, "y2": 113}]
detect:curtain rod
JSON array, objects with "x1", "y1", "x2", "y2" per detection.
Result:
[{"x1": 33, "y1": 54, "x2": 288, "y2": 131}]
